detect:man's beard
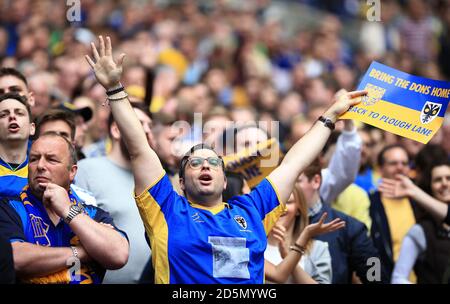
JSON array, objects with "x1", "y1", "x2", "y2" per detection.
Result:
[{"x1": 119, "y1": 138, "x2": 131, "y2": 161}]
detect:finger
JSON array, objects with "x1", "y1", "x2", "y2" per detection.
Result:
[
  {"x1": 117, "y1": 53, "x2": 126, "y2": 67},
  {"x1": 329, "y1": 222, "x2": 346, "y2": 232},
  {"x1": 318, "y1": 212, "x2": 327, "y2": 225},
  {"x1": 106, "y1": 36, "x2": 112, "y2": 57},
  {"x1": 348, "y1": 90, "x2": 368, "y2": 99},
  {"x1": 327, "y1": 218, "x2": 342, "y2": 226},
  {"x1": 38, "y1": 183, "x2": 48, "y2": 190},
  {"x1": 395, "y1": 174, "x2": 409, "y2": 182},
  {"x1": 91, "y1": 42, "x2": 100, "y2": 61},
  {"x1": 99, "y1": 35, "x2": 105, "y2": 57},
  {"x1": 380, "y1": 178, "x2": 396, "y2": 186},
  {"x1": 85, "y1": 55, "x2": 95, "y2": 68},
  {"x1": 335, "y1": 89, "x2": 348, "y2": 99},
  {"x1": 273, "y1": 235, "x2": 284, "y2": 243}
]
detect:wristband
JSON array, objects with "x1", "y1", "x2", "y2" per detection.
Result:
[
  {"x1": 290, "y1": 243, "x2": 306, "y2": 255},
  {"x1": 318, "y1": 116, "x2": 335, "y2": 130},
  {"x1": 106, "y1": 85, "x2": 125, "y2": 96}
]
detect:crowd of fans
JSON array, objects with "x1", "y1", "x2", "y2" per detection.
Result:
[{"x1": 0, "y1": 0, "x2": 449, "y2": 284}]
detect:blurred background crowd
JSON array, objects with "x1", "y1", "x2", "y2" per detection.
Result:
[{"x1": 1, "y1": 0, "x2": 450, "y2": 284}]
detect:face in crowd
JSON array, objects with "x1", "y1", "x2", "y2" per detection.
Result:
[
  {"x1": 379, "y1": 146, "x2": 410, "y2": 179},
  {"x1": 28, "y1": 134, "x2": 77, "y2": 198},
  {"x1": 430, "y1": 165, "x2": 450, "y2": 204},
  {"x1": 180, "y1": 148, "x2": 226, "y2": 204},
  {"x1": 0, "y1": 97, "x2": 34, "y2": 144}
]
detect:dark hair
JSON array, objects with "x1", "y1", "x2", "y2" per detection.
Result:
[
  {"x1": 179, "y1": 143, "x2": 224, "y2": 179},
  {"x1": 302, "y1": 158, "x2": 323, "y2": 182},
  {"x1": 415, "y1": 145, "x2": 450, "y2": 195},
  {"x1": 377, "y1": 144, "x2": 408, "y2": 167},
  {"x1": 0, "y1": 67, "x2": 28, "y2": 87},
  {"x1": 32, "y1": 132, "x2": 78, "y2": 167},
  {"x1": 0, "y1": 92, "x2": 32, "y2": 120},
  {"x1": 35, "y1": 109, "x2": 76, "y2": 140}
]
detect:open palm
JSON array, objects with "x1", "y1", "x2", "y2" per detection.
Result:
[
  {"x1": 85, "y1": 36, "x2": 125, "y2": 90},
  {"x1": 304, "y1": 212, "x2": 345, "y2": 238}
]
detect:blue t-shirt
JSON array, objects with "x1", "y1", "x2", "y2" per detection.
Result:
[{"x1": 135, "y1": 173, "x2": 285, "y2": 284}]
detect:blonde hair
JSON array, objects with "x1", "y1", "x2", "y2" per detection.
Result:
[{"x1": 289, "y1": 184, "x2": 313, "y2": 253}]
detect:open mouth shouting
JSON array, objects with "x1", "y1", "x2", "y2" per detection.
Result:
[
  {"x1": 199, "y1": 172, "x2": 213, "y2": 186},
  {"x1": 8, "y1": 122, "x2": 20, "y2": 133}
]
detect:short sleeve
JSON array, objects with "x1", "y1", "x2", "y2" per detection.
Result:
[
  {"x1": 134, "y1": 173, "x2": 181, "y2": 236},
  {"x1": 241, "y1": 178, "x2": 285, "y2": 234},
  {"x1": 86, "y1": 205, "x2": 128, "y2": 241},
  {"x1": 0, "y1": 199, "x2": 26, "y2": 243}
]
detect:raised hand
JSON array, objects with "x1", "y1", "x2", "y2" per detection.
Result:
[
  {"x1": 85, "y1": 35, "x2": 126, "y2": 90},
  {"x1": 303, "y1": 212, "x2": 346, "y2": 238},
  {"x1": 271, "y1": 224, "x2": 289, "y2": 258},
  {"x1": 324, "y1": 89, "x2": 368, "y2": 122},
  {"x1": 295, "y1": 212, "x2": 345, "y2": 248},
  {"x1": 378, "y1": 174, "x2": 415, "y2": 198}
]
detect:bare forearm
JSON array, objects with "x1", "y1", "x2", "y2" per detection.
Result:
[
  {"x1": 292, "y1": 266, "x2": 318, "y2": 284},
  {"x1": 270, "y1": 121, "x2": 331, "y2": 202},
  {"x1": 12, "y1": 242, "x2": 72, "y2": 278},
  {"x1": 108, "y1": 95, "x2": 164, "y2": 193},
  {"x1": 109, "y1": 96, "x2": 159, "y2": 162},
  {"x1": 410, "y1": 186, "x2": 448, "y2": 222},
  {"x1": 69, "y1": 214, "x2": 128, "y2": 269}
]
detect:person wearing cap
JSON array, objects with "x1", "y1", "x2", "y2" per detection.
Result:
[
  {"x1": 86, "y1": 36, "x2": 367, "y2": 283},
  {"x1": 57, "y1": 101, "x2": 93, "y2": 160}
]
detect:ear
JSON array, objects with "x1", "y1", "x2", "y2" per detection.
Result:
[
  {"x1": 223, "y1": 175, "x2": 227, "y2": 191},
  {"x1": 69, "y1": 164, "x2": 78, "y2": 183},
  {"x1": 29, "y1": 122, "x2": 35, "y2": 137},
  {"x1": 312, "y1": 174, "x2": 321, "y2": 190},
  {"x1": 28, "y1": 92, "x2": 36, "y2": 107},
  {"x1": 179, "y1": 177, "x2": 185, "y2": 192},
  {"x1": 110, "y1": 122, "x2": 121, "y2": 140}
]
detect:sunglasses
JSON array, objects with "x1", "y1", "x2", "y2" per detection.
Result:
[{"x1": 187, "y1": 157, "x2": 223, "y2": 169}]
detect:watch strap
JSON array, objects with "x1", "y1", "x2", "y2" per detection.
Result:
[{"x1": 318, "y1": 116, "x2": 335, "y2": 130}]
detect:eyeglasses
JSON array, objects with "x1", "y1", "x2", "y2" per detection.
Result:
[{"x1": 187, "y1": 157, "x2": 223, "y2": 169}]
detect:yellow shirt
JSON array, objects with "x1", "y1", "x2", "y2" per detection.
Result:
[
  {"x1": 332, "y1": 184, "x2": 372, "y2": 234},
  {"x1": 381, "y1": 196, "x2": 417, "y2": 282}
]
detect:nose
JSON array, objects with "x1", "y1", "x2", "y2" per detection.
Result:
[
  {"x1": 36, "y1": 157, "x2": 47, "y2": 171},
  {"x1": 201, "y1": 159, "x2": 211, "y2": 170},
  {"x1": 8, "y1": 112, "x2": 17, "y2": 121}
]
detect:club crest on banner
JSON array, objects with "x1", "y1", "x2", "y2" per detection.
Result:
[
  {"x1": 420, "y1": 101, "x2": 442, "y2": 124},
  {"x1": 362, "y1": 83, "x2": 386, "y2": 106}
]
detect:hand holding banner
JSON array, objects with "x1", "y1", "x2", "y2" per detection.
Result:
[{"x1": 340, "y1": 61, "x2": 450, "y2": 144}]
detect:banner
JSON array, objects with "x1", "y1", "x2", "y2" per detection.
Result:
[
  {"x1": 223, "y1": 138, "x2": 283, "y2": 189},
  {"x1": 340, "y1": 61, "x2": 450, "y2": 144}
]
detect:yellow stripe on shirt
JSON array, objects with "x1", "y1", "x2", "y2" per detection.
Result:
[
  {"x1": 135, "y1": 172, "x2": 170, "y2": 284},
  {"x1": 262, "y1": 177, "x2": 287, "y2": 235}
]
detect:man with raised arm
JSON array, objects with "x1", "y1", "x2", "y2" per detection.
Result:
[{"x1": 85, "y1": 36, "x2": 367, "y2": 284}]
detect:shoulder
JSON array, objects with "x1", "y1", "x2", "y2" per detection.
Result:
[{"x1": 77, "y1": 156, "x2": 108, "y2": 169}]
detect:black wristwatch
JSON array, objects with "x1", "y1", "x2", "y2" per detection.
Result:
[{"x1": 318, "y1": 116, "x2": 335, "y2": 130}]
